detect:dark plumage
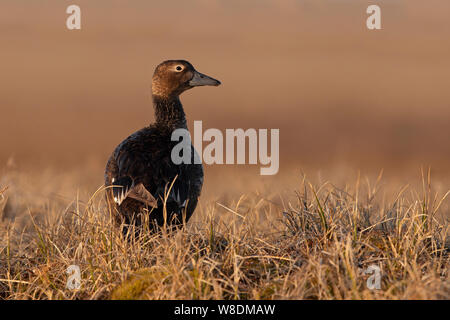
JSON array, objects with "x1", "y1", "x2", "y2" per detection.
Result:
[{"x1": 104, "y1": 60, "x2": 221, "y2": 234}]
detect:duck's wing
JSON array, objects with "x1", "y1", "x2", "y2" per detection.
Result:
[
  {"x1": 110, "y1": 133, "x2": 159, "y2": 207},
  {"x1": 110, "y1": 129, "x2": 197, "y2": 210},
  {"x1": 128, "y1": 182, "x2": 158, "y2": 208},
  {"x1": 111, "y1": 176, "x2": 132, "y2": 205},
  {"x1": 153, "y1": 175, "x2": 189, "y2": 209},
  {"x1": 111, "y1": 176, "x2": 158, "y2": 207}
]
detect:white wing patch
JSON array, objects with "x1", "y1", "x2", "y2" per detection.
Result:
[
  {"x1": 112, "y1": 180, "x2": 157, "y2": 208},
  {"x1": 114, "y1": 186, "x2": 129, "y2": 205},
  {"x1": 171, "y1": 188, "x2": 187, "y2": 208}
]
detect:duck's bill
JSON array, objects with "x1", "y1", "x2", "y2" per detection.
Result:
[{"x1": 189, "y1": 71, "x2": 221, "y2": 87}]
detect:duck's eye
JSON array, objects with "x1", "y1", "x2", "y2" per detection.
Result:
[{"x1": 175, "y1": 65, "x2": 183, "y2": 72}]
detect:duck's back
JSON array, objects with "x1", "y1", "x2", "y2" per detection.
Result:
[{"x1": 105, "y1": 124, "x2": 203, "y2": 231}]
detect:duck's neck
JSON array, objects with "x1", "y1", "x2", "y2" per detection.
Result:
[{"x1": 152, "y1": 95, "x2": 187, "y2": 129}]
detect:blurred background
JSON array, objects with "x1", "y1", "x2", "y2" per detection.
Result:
[{"x1": 1, "y1": 0, "x2": 449, "y2": 186}]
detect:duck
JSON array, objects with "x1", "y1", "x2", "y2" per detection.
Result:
[{"x1": 104, "y1": 60, "x2": 221, "y2": 234}]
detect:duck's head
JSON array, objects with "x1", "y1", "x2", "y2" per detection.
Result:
[{"x1": 152, "y1": 60, "x2": 221, "y2": 98}]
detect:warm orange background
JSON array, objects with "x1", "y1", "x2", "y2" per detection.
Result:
[{"x1": 1, "y1": 0, "x2": 449, "y2": 178}]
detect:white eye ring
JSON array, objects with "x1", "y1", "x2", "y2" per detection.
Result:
[{"x1": 175, "y1": 65, "x2": 183, "y2": 72}]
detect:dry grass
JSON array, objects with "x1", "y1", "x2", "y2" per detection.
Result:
[
  {"x1": 1, "y1": 0, "x2": 449, "y2": 301},
  {"x1": 0, "y1": 165, "x2": 448, "y2": 300}
]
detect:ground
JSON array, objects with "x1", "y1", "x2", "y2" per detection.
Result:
[{"x1": 0, "y1": 163, "x2": 448, "y2": 299}]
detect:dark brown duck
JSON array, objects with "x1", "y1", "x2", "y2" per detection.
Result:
[{"x1": 104, "y1": 60, "x2": 221, "y2": 233}]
